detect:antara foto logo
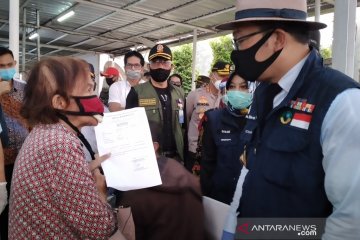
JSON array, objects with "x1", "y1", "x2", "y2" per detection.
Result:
[{"x1": 237, "y1": 223, "x2": 250, "y2": 234}]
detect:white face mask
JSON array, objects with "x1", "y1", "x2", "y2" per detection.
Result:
[
  {"x1": 126, "y1": 69, "x2": 142, "y2": 80},
  {"x1": 211, "y1": 73, "x2": 222, "y2": 90},
  {"x1": 213, "y1": 80, "x2": 221, "y2": 90}
]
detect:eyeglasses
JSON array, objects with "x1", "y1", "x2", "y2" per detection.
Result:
[
  {"x1": 233, "y1": 29, "x2": 270, "y2": 50},
  {"x1": 171, "y1": 81, "x2": 181, "y2": 87},
  {"x1": 125, "y1": 63, "x2": 142, "y2": 69},
  {"x1": 149, "y1": 59, "x2": 172, "y2": 68}
]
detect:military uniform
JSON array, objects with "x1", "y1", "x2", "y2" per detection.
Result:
[{"x1": 126, "y1": 81, "x2": 185, "y2": 161}]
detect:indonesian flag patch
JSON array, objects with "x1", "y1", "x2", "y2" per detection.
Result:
[{"x1": 290, "y1": 113, "x2": 312, "y2": 130}]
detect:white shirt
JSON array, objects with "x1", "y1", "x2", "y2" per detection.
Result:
[
  {"x1": 81, "y1": 106, "x2": 109, "y2": 162},
  {"x1": 108, "y1": 79, "x2": 145, "y2": 108},
  {"x1": 0, "y1": 183, "x2": 6, "y2": 214},
  {"x1": 270, "y1": 54, "x2": 360, "y2": 239}
]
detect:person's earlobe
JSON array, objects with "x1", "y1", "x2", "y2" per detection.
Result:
[
  {"x1": 274, "y1": 29, "x2": 286, "y2": 51},
  {"x1": 52, "y1": 94, "x2": 67, "y2": 110}
]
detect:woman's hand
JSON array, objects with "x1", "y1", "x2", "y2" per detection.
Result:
[
  {"x1": 92, "y1": 168, "x2": 108, "y2": 203},
  {"x1": 88, "y1": 153, "x2": 111, "y2": 172},
  {"x1": 89, "y1": 153, "x2": 110, "y2": 203}
]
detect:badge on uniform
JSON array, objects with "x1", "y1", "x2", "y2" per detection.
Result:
[
  {"x1": 280, "y1": 110, "x2": 293, "y2": 124},
  {"x1": 139, "y1": 98, "x2": 156, "y2": 107},
  {"x1": 290, "y1": 98, "x2": 315, "y2": 113},
  {"x1": 280, "y1": 109, "x2": 312, "y2": 130},
  {"x1": 290, "y1": 112, "x2": 312, "y2": 130},
  {"x1": 177, "y1": 99, "x2": 184, "y2": 124}
]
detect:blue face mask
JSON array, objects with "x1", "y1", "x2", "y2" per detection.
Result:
[
  {"x1": 223, "y1": 90, "x2": 252, "y2": 110},
  {"x1": 0, "y1": 68, "x2": 16, "y2": 81}
]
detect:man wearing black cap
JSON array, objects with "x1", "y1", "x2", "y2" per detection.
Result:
[
  {"x1": 217, "y1": 0, "x2": 360, "y2": 238},
  {"x1": 185, "y1": 61, "x2": 230, "y2": 171},
  {"x1": 126, "y1": 44, "x2": 185, "y2": 162}
]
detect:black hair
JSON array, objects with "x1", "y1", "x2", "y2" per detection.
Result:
[
  {"x1": 255, "y1": 21, "x2": 310, "y2": 45},
  {"x1": 309, "y1": 30, "x2": 320, "y2": 51},
  {"x1": 124, "y1": 51, "x2": 145, "y2": 66},
  {"x1": 169, "y1": 73, "x2": 183, "y2": 85},
  {"x1": 226, "y1": 72, "x2": 249, "y2": 90},
  {"x1": 0, "y1": 47, "x2": 14, "y2": 58}
]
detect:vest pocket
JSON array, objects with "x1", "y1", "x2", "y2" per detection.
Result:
[
  {"x1": 261, "y1": 126, "x2": 310, "y2": 188},
  {"x1": 144, "y1": 106, "x2": 160, "y2": 120},
  {"x1": 266, "y1": 125, "x2": 309, "y2": 152}
]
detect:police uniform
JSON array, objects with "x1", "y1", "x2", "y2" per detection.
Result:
[
  {"x1": 186, "y1": 61, "x2": 230, "y2": 171},
  {"x1": 200, "y1": 108, "x2": 246, "y2": 204},
  {"x1": 239, "y1": 49, "x2": 360, "y2": 217},
  {"x1": 186, "y1": 86, "x2": 220, "y2": 153}
]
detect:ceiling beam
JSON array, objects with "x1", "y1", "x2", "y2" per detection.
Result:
[
  {"x1": 43, "y1": 3, "x2": 80, "y2": 27},
  {"x1": 20, "y1": 0, "x2": 32, "y2": 9},
  {"x1": 0, "y1": 19, "x2": 134, "y2": 45},
  {"x1": 42, "y1": 38, "x2": 96, "y2": 56},
  {"x1": 116, "y1": 6, "x2": 235, "y2": 48},
  {"x1": 75, "y1": 0, "x2": 215, "y2": 33},
  {"x1": 0, "y1": 37, "x2": 99, "y2": 54},
  {"x1": 323, "y1": 0, "x2": 335, "y2": 5},
  {"x1": 46, "y1": 11, "x2": 118, "y2": 44}
]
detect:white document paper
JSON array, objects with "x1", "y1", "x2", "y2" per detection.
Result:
[
  {"x1": 95, "y1": 107, "x2": 162, "y2": 191},
  {"x1": 203, "y1": 196, "x2": 230, "y2": 240}
]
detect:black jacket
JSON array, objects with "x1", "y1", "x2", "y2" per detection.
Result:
[{"x1": 200, "y1": 108, "x2": 246, "y2": 204}]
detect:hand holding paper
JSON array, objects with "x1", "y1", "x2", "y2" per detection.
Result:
[{"x1": 95, "y1": 108, "x2": 162, "y2": 191}]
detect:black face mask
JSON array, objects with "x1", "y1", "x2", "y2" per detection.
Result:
[
  {"x1": 150, "y1": 68, "x2": 171, "y2": 82},
  {"x1": 231, "y1": 30, "x2": 283, "y2": 82},
  {"x1": 106, "y1": 78, "x2": 114, "y2": 86}
]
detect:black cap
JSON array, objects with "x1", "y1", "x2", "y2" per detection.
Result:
[
  {"x1": 211, "y1": 61, "x2": 231, "y2": 76},
  {"x1": 148, "y1": 44, "x2": 172, "y2": 61},
  {"x1": 196, "y1": 75, "x2": 210, "y2": 88}
]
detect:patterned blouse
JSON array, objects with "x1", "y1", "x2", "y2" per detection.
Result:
[
  {"x1": 9, "y1": 123, "x2": 116, "y2": 239},
  {"x1": 0, "y1": 81, "x2": 30, "y2": 165}
]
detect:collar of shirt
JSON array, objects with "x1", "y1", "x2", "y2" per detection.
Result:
[{"x1": 273, "y1": 53, "x2": 310, "y2": 107}]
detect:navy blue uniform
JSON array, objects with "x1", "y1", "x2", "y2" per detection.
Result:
[
  {"x1": 239, "y1": 49, "x2": 360, "y2": 217},
  {"x1": 200, "y1": 108, "x2": 246, "y2": 204}
]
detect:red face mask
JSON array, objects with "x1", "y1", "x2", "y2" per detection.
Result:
[{"x1": 60, "y1": 95, "x2": 104, "y2": 117}]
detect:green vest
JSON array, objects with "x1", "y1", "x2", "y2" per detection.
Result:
[{"x1": 134, "y1": 81, "x2": 185, "y2": 161}]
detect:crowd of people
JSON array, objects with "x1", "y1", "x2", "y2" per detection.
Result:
[{"x1": 0, "y1": 0, "x2": 360, "y2": 239}]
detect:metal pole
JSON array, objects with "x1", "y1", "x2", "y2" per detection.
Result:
[
  {"x1": 36, "y1": 9, "x2": 41, "y2": 60},
  {"x1": 22, "y1": 8, "x2": 27, "y2": 72},
  {"x1": 9, "y1": 0, "x2": 20, "y2": 73},
  {"x1": 191, "y1": 29, "x2": 197, "y2": 91},
  {"x1": 315, "y1": 0, "x2": 320, "y2": 22},
  {"x1": 332, "y1": 0, "x2": 356, "y2": 77}
]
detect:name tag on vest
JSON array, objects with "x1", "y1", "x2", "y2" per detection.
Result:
[{"x1": 139, "y1": 98, "x2": 156, "y2": 107}]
